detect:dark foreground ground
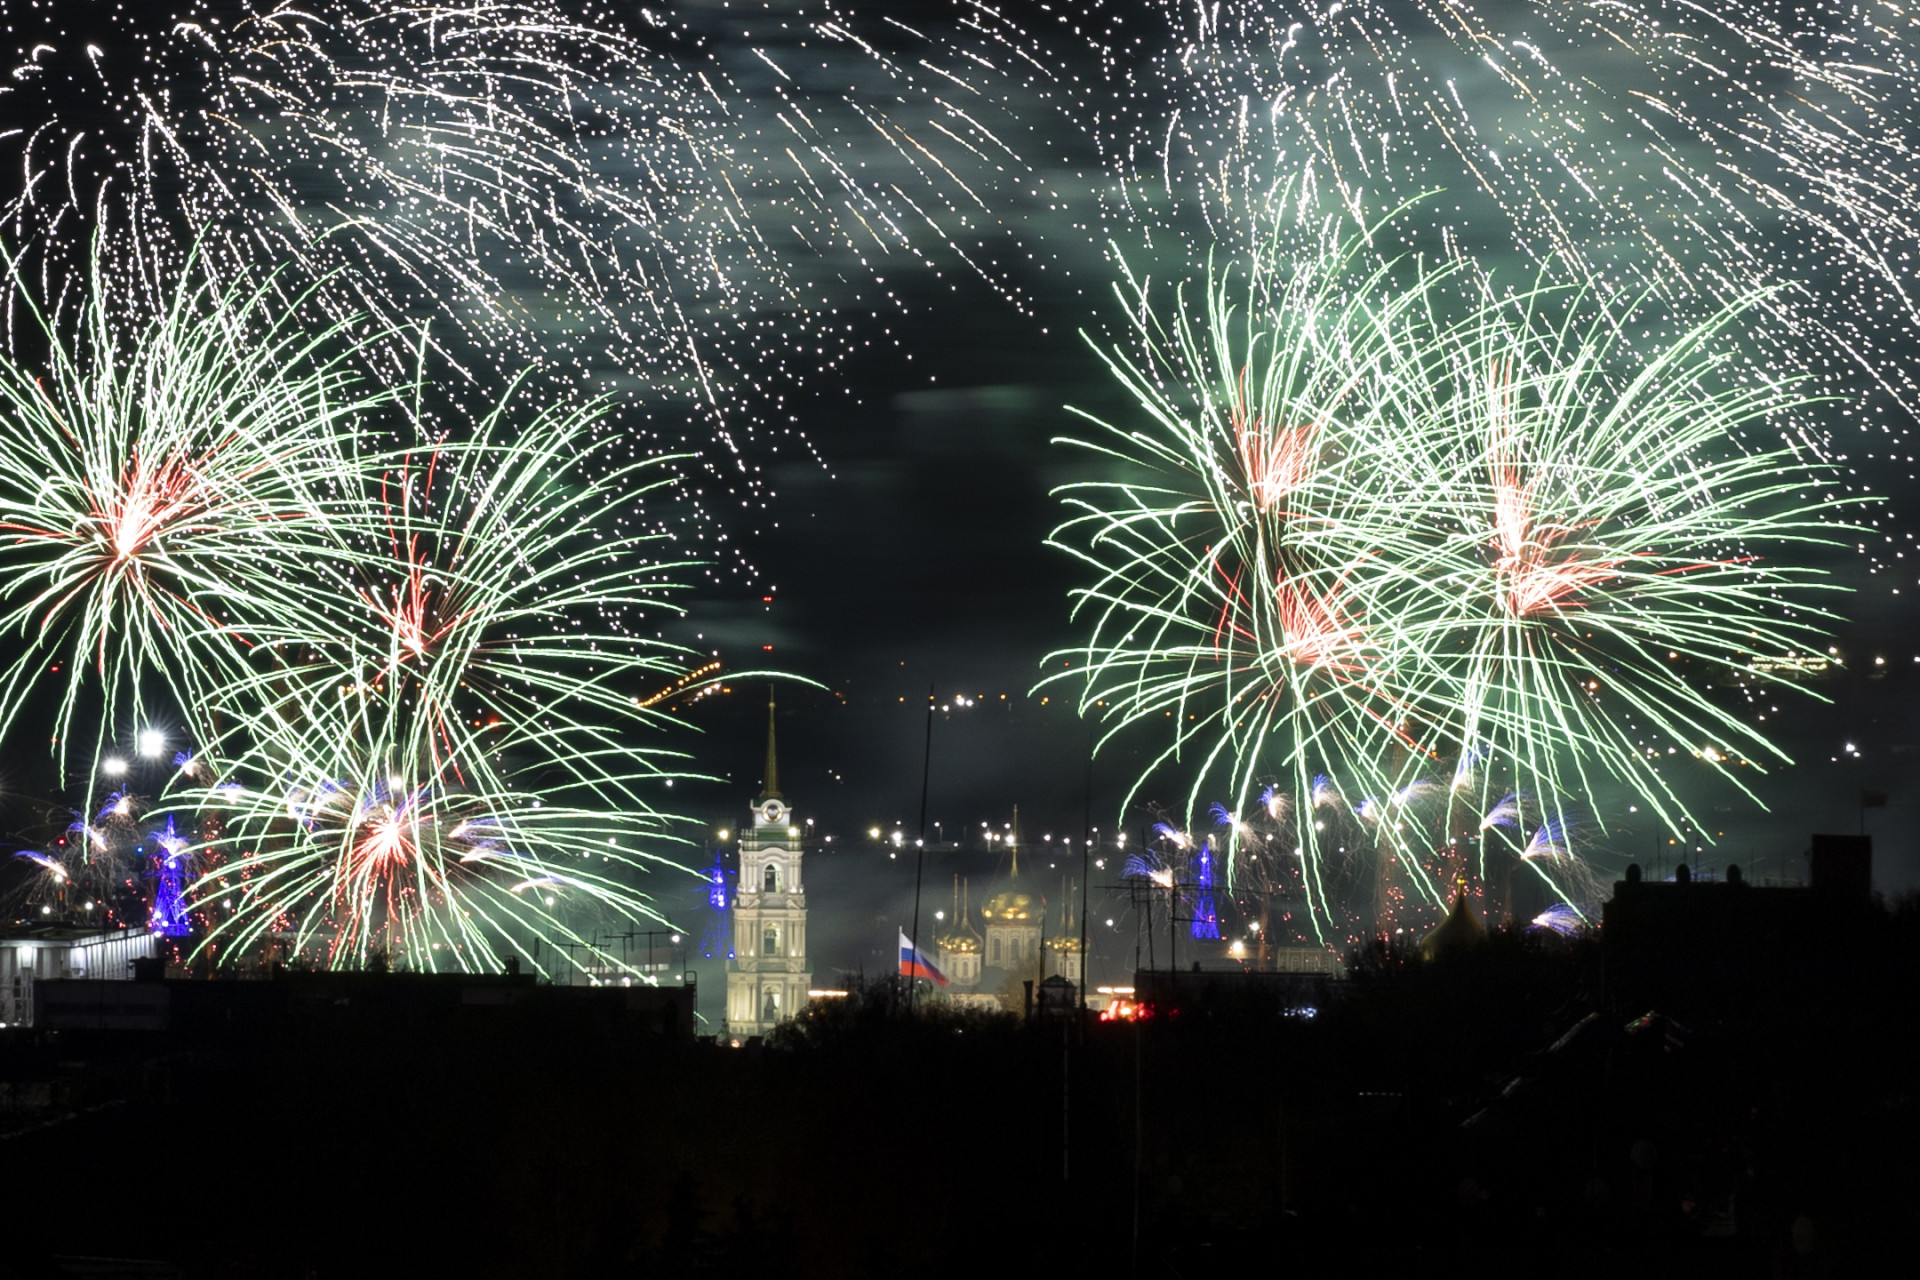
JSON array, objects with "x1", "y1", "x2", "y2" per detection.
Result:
[{"x1": 5, "y1": 914, "x2": 1918, "y2": 1279}]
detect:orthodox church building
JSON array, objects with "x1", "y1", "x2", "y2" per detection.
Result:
[
  {"x1": 937, "y1": 853, "x2": 1083, "y2": 1010},
  {"x1": 725, "y1": 690, "x2": 811, "y2": 1038}
]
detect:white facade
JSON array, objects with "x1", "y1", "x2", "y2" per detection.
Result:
[
  {"x1": 1047, "y1": 940, "x2": 1084, "y2": 984},
  {"x1": 983, "y1": 916, "x2": 1040, "y2": 972},
  {"x1": 938, "y1": 938, "x2": 982, "y2": 988},
  {"x1": 725, "y1": 794, "x2": 812, "y2": 1037},
  {"x1": 936, "y1": 877, "x2": 983, "y2": 989}
]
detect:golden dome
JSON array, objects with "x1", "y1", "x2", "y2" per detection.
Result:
[
  {"x1": 981, "y1": 889, "x2": 1035, "y2": 922},
  {"x1": 1420, "y1": 885, "x2": 1487, "y2": 961},
  {"x1": 939, "y1": 876, "x2": 985, "y2": 952},
  {"x1": 938, "y1": 927, "x2": 981, "y2": 954}
]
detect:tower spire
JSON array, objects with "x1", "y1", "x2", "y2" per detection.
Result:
[{"x1": 761, "y1": 684, "x2": 781, "y2": 800}]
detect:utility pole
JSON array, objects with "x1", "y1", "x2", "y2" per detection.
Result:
[
  {"x1": 909, "y1": 680, "x2": 934, "y2": 1012},
  {"x1": 1080, "y1": 732, "x2": 1092, "y2": 1011}
]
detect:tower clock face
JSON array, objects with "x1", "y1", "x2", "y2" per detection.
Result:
[{"x1": 759, "y1": 800, "x2": 787, "y2": 825}]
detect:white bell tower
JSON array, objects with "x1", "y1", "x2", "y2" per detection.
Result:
[{"x1": 726, "y1": 687, "x2": 811, "y2": 1038}]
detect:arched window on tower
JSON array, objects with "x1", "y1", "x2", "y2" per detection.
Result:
[
  {"x1": 991, "y1": 937, "x2": 1002, "y2": 965},
  {"x1": 763, "y1": 926, "x2": 779, "y2": 959},
  {"x1": 763, "y1": 863, "x2": 779, "y2": 892}
]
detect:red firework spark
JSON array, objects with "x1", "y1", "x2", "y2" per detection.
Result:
[{"x1": 1232, "y1": 368, "x2": 1319, "y2": 513}]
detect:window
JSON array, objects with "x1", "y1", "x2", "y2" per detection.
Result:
[
  {"x1": 762, "y1": 988, "x2": 779, "y2": 1022},
  {"x1": 991, "y1": 937, "x2": 1001, "y2": 964},
  {"x1": 763, "y1": 926, "x2": 779, "y2": 958},
  {"x1": 763, "y1": 864, "x2": 778, "y2": 892}
]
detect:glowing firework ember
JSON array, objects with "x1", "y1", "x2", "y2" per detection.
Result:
[
  {"x1": 1046, "y1": 182, "x2": 1856, "y2": 938},
  {"x1": 1529, "y1": 903, "x2": 1588, "y2": 939}
]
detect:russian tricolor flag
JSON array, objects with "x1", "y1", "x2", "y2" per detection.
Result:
[{"x1": 898, "y1": 930, "x2": 948, "y2": 986}]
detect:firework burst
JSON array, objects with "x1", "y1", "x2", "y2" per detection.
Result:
[
  {"x1": 0, "y1": 236, "x2": 381, "y2": 772},
  {"x1": 204, "y1": 373, "x2": 708, "y2": 807},
  {"x1": 174, "y1": 682, "x2": 680, "y2": 974},
  {"x1": 152, "y1": 376, "x2": 739, "y2": 972},
  {"x1": 1046, "y1": 184, "x2": 1857, "y2": 937},
  {"x1": 1, "y1": 0, "x2": 1068, "y2": 548}
]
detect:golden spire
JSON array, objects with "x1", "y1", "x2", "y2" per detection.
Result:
[
  {"x1": 1010, "y1": 803, "x2": 1020, "y2": 878},
  {"x1": 760, "y1": 684, "x2": 781, "y2": 800}
]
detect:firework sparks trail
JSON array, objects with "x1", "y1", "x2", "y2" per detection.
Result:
[
  {"x1": 169, "y1": 652, "x2": 695, "y2": 976},
  {"x1": 0, "y1": 226, "x2": 762, "y2": 968},
  {"x1": 1480, "y1": 792, "x2": 1526, "y2": 831},
  {"x1": 208, "y1": 373, "x2": 719, "y2": 813},
  {"x1": 1207, "y1": 780, "x2": 1600, "y2": 948},
  {"x1": 0, "y1": 228, "x2": 760, "y2": 969},
  {"x1": 1044, "y1": 178, "x2": 1859, "y2": 938},
  {"x1": 1524, "y1": 819, "x2": 1572, "y2": 863},
  {"x1": 0, "y1": 234, "x2": 383, "y2": 774},
  {"x1": 886, "y1": 1, "x2": 1920, "y2": 467},
  {"x1": 1485, "y1": 375, "x2": 1626, "y2": 617},
  {"x1": 1, "y1": 1, "x2": 1073, "y2": 561},
  {"x1": 149, "y1": 370, "x2": 768, "y2": 972},
  {"x1": 1233, "y1": 366, "x2": 1322, "y2": 513},
  {"x1": 1529, "y1": 903, "x2": 1586, "y2": 938},
  {"x1": 814, "y1": 1, "x2": 1920, "y2": 623}
]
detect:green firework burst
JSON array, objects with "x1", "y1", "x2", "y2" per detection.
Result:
[{"x1": 1046, "y1": 191, "x2": 1861, "y2": 937}]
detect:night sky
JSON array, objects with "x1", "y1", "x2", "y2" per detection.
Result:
[
  {"x1": 5, "y1": 0, "x2": 1920, "y2": 989},
  {"x1": 660, "y1": 215, "x2": 1920, "y2": 990}
]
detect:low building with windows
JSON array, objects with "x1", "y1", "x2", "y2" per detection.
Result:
[{"x1": 2, "y1": 925, "x2": 156, "y2": 1027}]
